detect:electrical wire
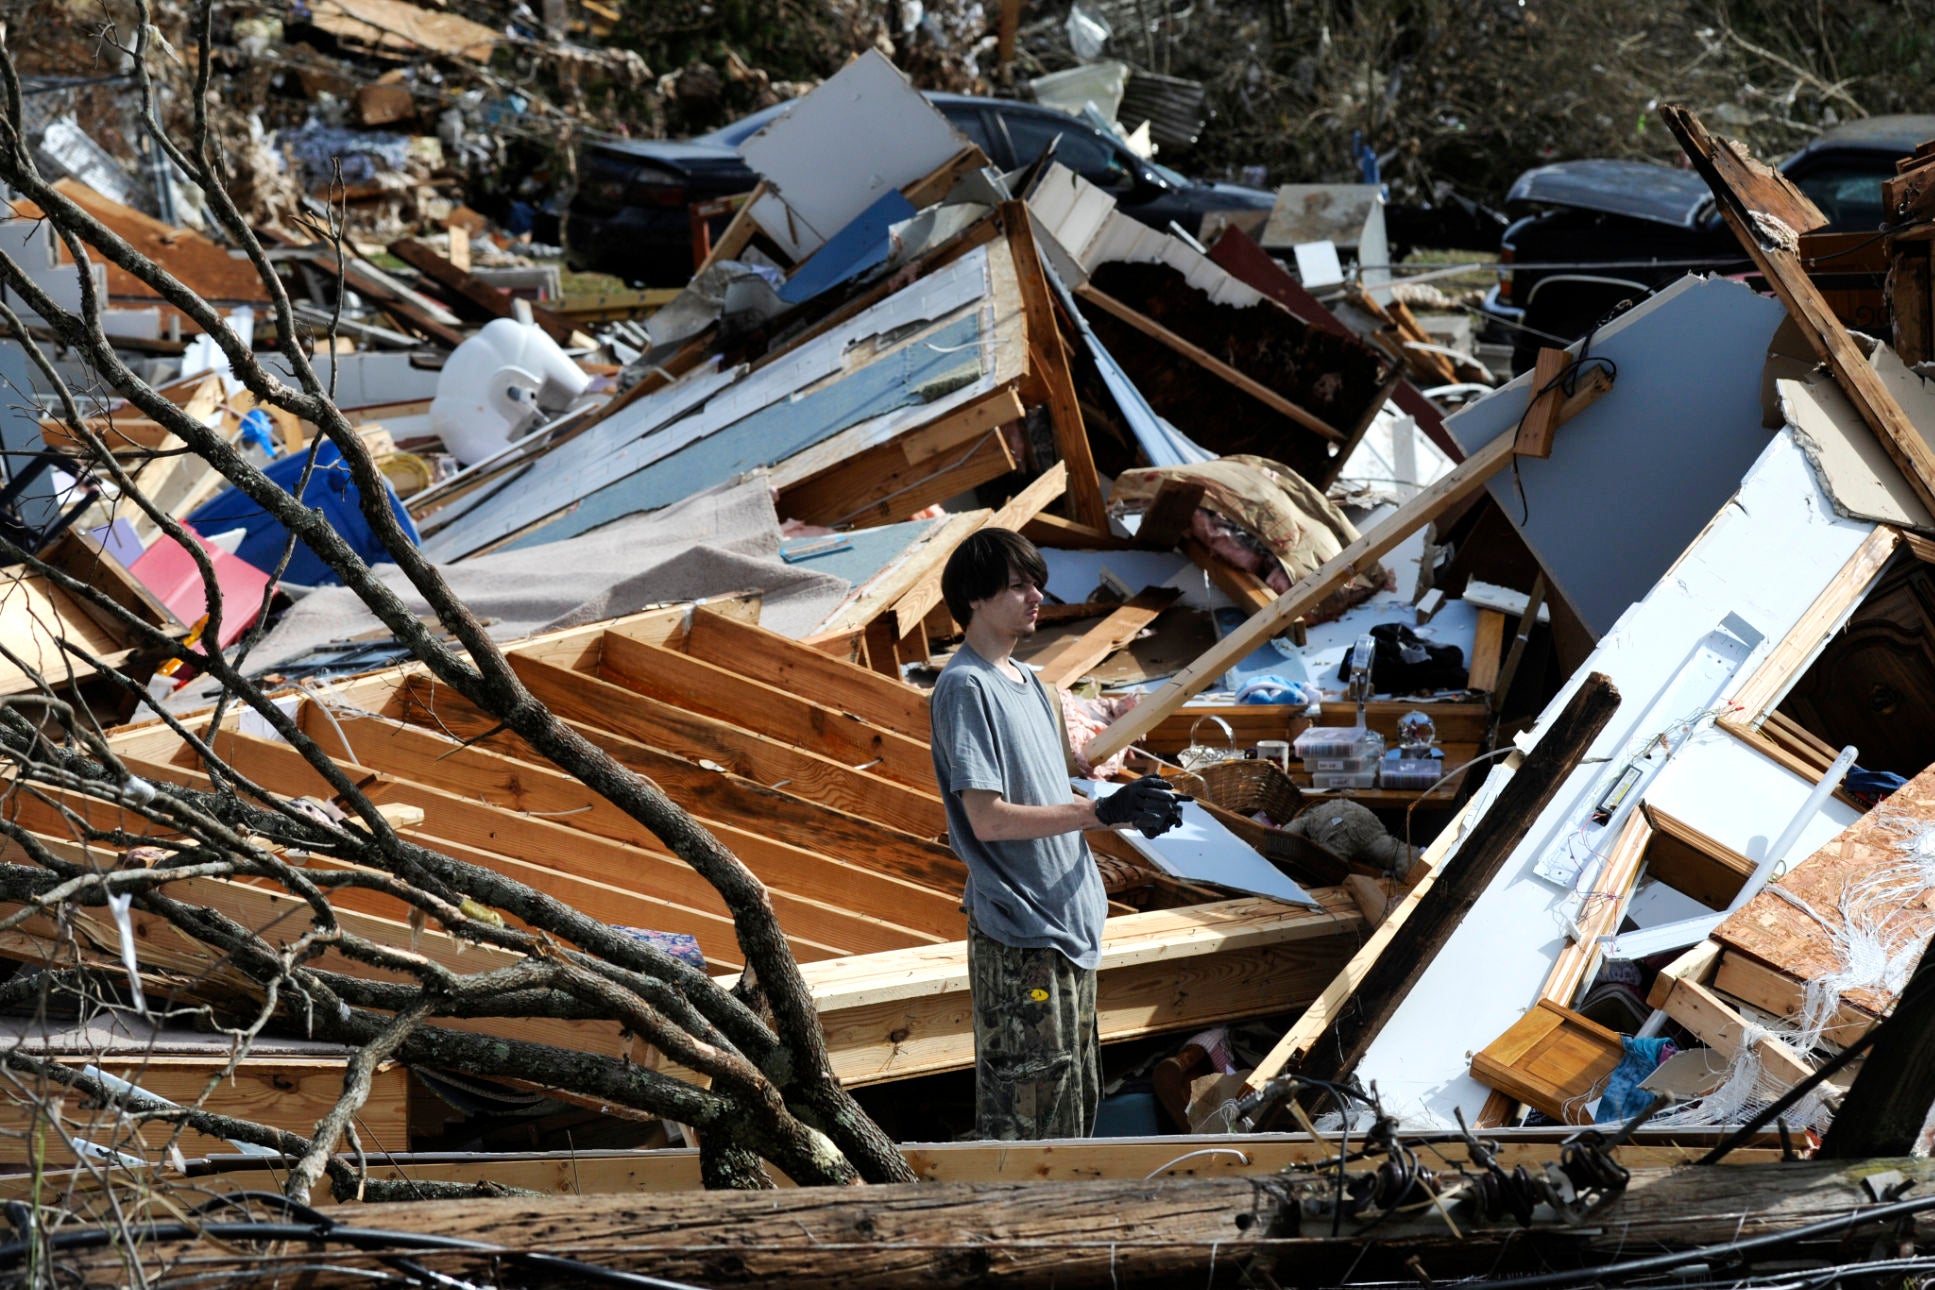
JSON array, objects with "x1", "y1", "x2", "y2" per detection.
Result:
[
  {"x1": 0, "y1": 1194, "x2": 711, "y2": 1290},
  {"x1": 1446, "y1": 1188, "x2": 1935, "y2": 1290}
]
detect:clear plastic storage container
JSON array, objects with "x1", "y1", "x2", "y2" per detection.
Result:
[
  {"x1": 1380, "y1": 758, "x2": 1445, "y2": 791},
  {"x1": 1294, "y1": 726, "x2": 1385, "y2": 767}
]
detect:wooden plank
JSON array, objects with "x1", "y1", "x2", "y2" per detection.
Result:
[
  {"x1": 1641, "y1": 803, "x2": 1757, "y2": 911},
  {"x1": 1466, "y1": 608, "x2": 1508, "y2": 694},
  {"x1": 1019, "y1": 513, "x2": 1133, "y2": 551},
  {"x1": 1075, "y1": 282, "x2": 1345, "y2": 444},
  {"x1": 389, "y1": 238, "x2": 575, "y2": 344},
  {"x1": 902, "y1": 145, "x2": 994, "y2": 211},
  {"x1": 1243, "y1": 794, "x2": 1478, "y2": 1091},
  {"x1": 1543, "y1": 806, "x2": 1651, "y2": 1012},
  {"x1": 42, "y1": 179, "x2": 272, "y2": 304},
  {"x1": 775, "y1": 385, "x2": 1023, "y2": 527},
  {"x1": 1470, "y1": 999, "x2": 1626, "y2": 1124},
  {"x1": 498, "y1": 656, "x2": 946, "y2": 841},
  {"x1": 100, "y1": 747, "x2": 770, "y2": 968},
  {"x1": 1085, "y1": 427, "x2": 1544, "y2": 765},
  {"x1": 1293, "y1": 674, "x2": 1620, "y2": 1087},
  {"x1": 1134, "y1": 479, "x2": 1207, "y2": 550},
  {"x1": 597, "y1": 631, "x2": 938, "y2": 790},
  {"x1": 1030, "y1": 587, "x2": 1181, "y2": 688},
  {"x1": 1180, "y1": 536, "x2": 1275, "y2": 615},
  {"x1": 0, "y1": 1056, "x2": 410, "y2": 1166},
  {"x1": 883, "y1": 460, "x2": 1069, "y2": 635},
  {"x1": 1663, "y1": 106, "x2": 1935, "y2": 518},
  {"x1": 1659, "y1": 973, "x2": 1821, "y2": 1095},
  {"x1": 296, "y1": 709, "x2": 962, "y2": 939},
  {"x1": 1722, "y1": 524, "x2": 1900, "y2": 723},
  {"x1": 684, "y1": 606, "x2": 933, "y2": 741},
  {"x1": 1712, "y1": 950, "x2": 1874, "y2": 1047},
  {"x1": 693, "y1": 182, "x2": 767, "y2": 278},
  {"x1": 1490, "y1": 574, "x2": 1547, "y2": 710},
  {"x1": 379, "y1": 687, "x2": 958, "y2": 940},
  {"x1": 1005, "y1": 204, "x2": 1106, "y2": 529},
  {"x1": 802, "y1": 895, "x2": 1361, "y2": 1086}
]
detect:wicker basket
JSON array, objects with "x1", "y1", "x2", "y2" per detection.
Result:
[{"x1": 1174, "y1": 759, "x2": 1350, "y2": 887}]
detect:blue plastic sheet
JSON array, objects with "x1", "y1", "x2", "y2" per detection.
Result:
[{"x1": 188, "y1": 438, "x2": 419, "y2": 587}]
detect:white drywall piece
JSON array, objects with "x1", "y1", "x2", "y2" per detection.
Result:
[
  {"x1": 1079, "y1": 779, "x2": 1318, "y2": 907},
  {"x1": 1025, "y1": 163, "x2": 1265, "y2": 306},
  {"x1": 1777, "y1": 360, "x2": 1934, "y2": 529},
  {"x1": 1353, "y1": 431, "x2": 1874, "y2": 1129},
  {"x1": 740, "y1": 50, "x2": 967, "y2": 261}
]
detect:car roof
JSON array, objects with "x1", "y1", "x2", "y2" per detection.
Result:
[
  {"x1": 1793, "y1": 114, "x2": 1935, "y2": 159},
  {"x1": 689, "y1": 91, "x2": 1057, "y2": 148}
]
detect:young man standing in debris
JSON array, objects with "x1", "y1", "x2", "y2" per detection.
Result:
[{"x1": 932, "y1": 528, "x2": 1188, "y2": 1139}]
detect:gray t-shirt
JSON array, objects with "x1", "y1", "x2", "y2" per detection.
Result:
[{"x1": 929, "y1": 644, "x2": 1107, "y2": 970}]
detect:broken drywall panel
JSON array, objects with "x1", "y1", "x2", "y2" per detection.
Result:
[
  {"x1": 740, "y1": 50, "x2": 967, "y2": 261},
  {"x1": 1025, "y1": 163, "x2": 1264, "y2": 306},
  {"x1": 1777, "y1": 373, "x2": 1933, "y2": 528},
  {"x1": 1026, "y1": 164, "x2": 1125, "y2": 268},
  {"x1": 1080, "y1": 780, "x2": 1319, "y2": 906},
  {"x1": 1445, "y1": 274, "x2": 1787, "y2": 638},
  {"x1": 1352, "y1": 430, "x2": 1875, "y2": 1128},
  {"x1": 1261, "y1": 184, "x2": 1392, "y2": 300}
]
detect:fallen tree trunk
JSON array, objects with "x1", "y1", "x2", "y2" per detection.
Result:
[{"x1": 56, "y1": 1157, "x2": 1935, "y2": 1288}]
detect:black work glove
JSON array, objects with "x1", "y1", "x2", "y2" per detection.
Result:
[{"x1": 1095, "y1": 774, "x2": 1192, "y2": 839}]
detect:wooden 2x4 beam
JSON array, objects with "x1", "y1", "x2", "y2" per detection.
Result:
[{"x1": 597, "y1": 631, "x2": 937, "y2": 790}]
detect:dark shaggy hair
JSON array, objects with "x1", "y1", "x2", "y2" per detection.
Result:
[{"x1": 941, "y1": 528, "x2": 1049, "y2": 626}]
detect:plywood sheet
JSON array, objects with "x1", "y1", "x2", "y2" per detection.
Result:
[
  {"x1": 41, "y1": 180, "x2": 272, "y2": 305},
  {"x1": 1714, "y1": 760, "x2": 1935, "y2": 1015}
]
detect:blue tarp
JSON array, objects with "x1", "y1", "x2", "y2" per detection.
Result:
[{"x1": 189, "y1": 439, "x2": 420, "y2": 587}]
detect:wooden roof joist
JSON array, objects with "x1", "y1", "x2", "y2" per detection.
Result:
[
  {"x1": 33, "y1": 751, "x2": 784, "y2": 969},
  {"x1": 490, "y1": 658, "x2": 942, "y2": 836},
  {"x1": 595, "y1": 628, "x2": 936, "y2": 789},
  {"x1": 681, "y1": 605, "x2": 933, "y2": 741},
  {"x1": 293, "y1": 699, "x2": 960, "y2": 900},
  {"x1": 0, "y1": 834, "x2": 634, "y2": 1061}
]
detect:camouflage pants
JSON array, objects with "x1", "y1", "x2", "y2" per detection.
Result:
[{"x1": 967, "y1": 921, "x2": 1099, "y2": 1140}]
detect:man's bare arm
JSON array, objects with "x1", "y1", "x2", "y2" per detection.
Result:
[{"x1": 958, "y1": 788, "x2": 1100, "y2": 843}]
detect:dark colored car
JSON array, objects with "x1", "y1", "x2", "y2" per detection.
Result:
[
  {"x1": 1480, "y1": 115, "x2": 1935, "y2": 371},
  {"x1": 566, "y1": 93, "x2": 1276, "y2": 285}
]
